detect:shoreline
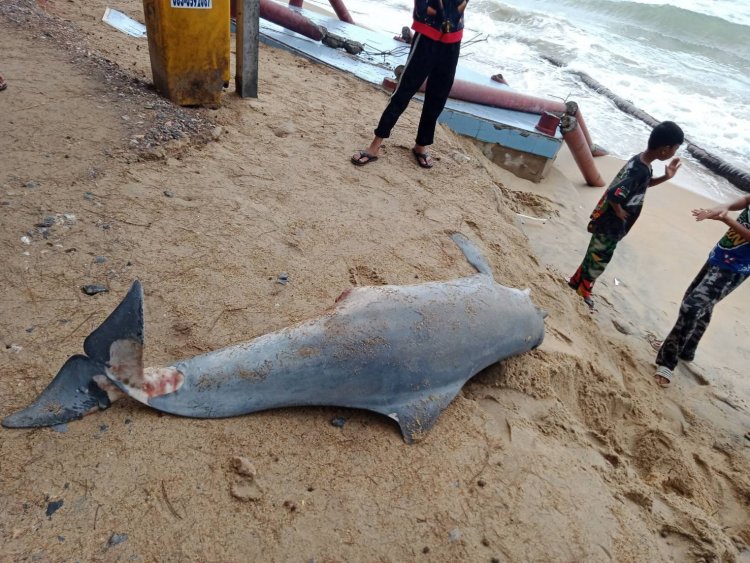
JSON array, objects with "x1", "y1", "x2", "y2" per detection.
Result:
[{"x1": 340, "y1": 0, "x2": 750, "y2": 203}]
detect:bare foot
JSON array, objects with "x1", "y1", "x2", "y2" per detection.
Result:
[
  {"x1": 654, "y1": 365, "x2": 672, "y2": 387},
  {"x1": 654, "y1": 374, "x2": 670, "y2": 386}
]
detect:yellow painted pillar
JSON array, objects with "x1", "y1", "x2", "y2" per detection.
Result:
[{"x1": 142, "y1": 0, "x2": 230, "y2": 106}]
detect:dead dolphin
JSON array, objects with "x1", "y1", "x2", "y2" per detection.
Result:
[{"x1": 3, "y1": 234, "x2": 546, "y2": 442}]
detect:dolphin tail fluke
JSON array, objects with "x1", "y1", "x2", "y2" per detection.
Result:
[
  {"x1": 83, "y1": 280, "x2": 144, "y2": 370},
  {"x1": 2, "y1": 281, "x2": 145, "y2": 429},
  {"x1": 385, "y1": 388, "x2": 461, "y2": 444},
  {"x1": 2, "y1": 355, "x2": 111, "y2": 428},
  {"x1": 450, "y1": 233, "x2": 494, "y2": 279}
]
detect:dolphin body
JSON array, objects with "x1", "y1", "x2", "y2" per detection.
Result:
[{"x1": 3, "y1": 234, "x2": 546, "y2": 443}]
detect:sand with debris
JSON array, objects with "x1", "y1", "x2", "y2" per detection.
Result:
[{"x1": 1, "y1": 1, "x2": 749, "y2": 561}]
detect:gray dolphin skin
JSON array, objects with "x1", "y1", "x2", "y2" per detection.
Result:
[{"x1": 3, "y1": 234, "x2": 546, "y2": 443}]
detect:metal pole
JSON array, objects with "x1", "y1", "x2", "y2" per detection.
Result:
[
  {"x1": 259, "y1": 0, "x2": 325, "y2": 41},
  {"x1": 327, "y1": 0, "x2": 354, "y2": 23},
  {"x1": 236, "y1": 0, "x2": 260, "y2": 98}
]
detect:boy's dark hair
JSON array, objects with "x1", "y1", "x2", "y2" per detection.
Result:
[{"x1": 648, "y1": 121, "x2": 684, "y2": 150}]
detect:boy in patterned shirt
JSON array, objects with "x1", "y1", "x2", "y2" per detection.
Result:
[
  {"x1": 654, "y1": 193, "x2": 750, "y2": 386},
  {"x1": 569, "y1": 121, "x2": 684, "y2": 308}
]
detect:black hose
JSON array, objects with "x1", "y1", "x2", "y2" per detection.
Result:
[{"x1": 541, "y1": 55, "x2": 750, "y2": 193}]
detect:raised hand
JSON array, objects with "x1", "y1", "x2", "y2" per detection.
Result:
[
  {"x1": 664, "y1": 157, "x2": 682, "y2": 179},
  {"x1": 692, "y1": 207, "x2": 728, "y2": 222}
]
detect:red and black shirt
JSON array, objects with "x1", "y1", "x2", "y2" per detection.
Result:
[{"x1": 412, "y1": 0, "x2": 466, "y2": 44}]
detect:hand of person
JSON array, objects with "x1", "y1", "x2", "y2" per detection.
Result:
[
  {"x1": 426, "y1": 6, "x2": 437, "y2": 15},
  {"x1": 664, "y1": 157, "x2": 681, "y2": 179},
  {"x1": 692, "y1": 206, "x2": 728, "y2": 222},
  {"x1": 614, "y1": 207, "x2": 629, "y2": 222}
]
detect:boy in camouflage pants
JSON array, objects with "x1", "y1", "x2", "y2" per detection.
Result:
[
  {"x1": 655, "y1": 193, "x2": 750, "y2": 386},
  {"x1": 569, "y1": 121, "x2": 684, "y2": 308}
]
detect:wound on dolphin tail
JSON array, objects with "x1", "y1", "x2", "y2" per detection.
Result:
[
  {"x1": 450, "y1": 233, "x2": 494, "y2": 279},
  {"x1": 2, "y1": 281, "x2": 145, "y2": 429}
]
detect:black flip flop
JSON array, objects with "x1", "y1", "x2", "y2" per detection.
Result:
[
  {"x1": 351, "y1": 151, "x2": 378, "y2": 166},
  {"x1": 412, "y1": 148, "x2": 433, "y2": 169}
]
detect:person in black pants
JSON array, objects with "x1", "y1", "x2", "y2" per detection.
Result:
[{"x1": 351, "y1": 0, "x2": 468, "y2": 169}]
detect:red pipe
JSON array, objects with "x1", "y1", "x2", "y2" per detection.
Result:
[
  {"x1": 565, "y1": 101, "x2": 606, "y2": 156},
  {"x1": 384, "y1": 77, "x2": 567, "y2": 115},
  {"x1": 448, "y1": 79, "x2": 568, "y2": 115},
  {"x1": 574, "y1": 110, "x2": 608, "y2": 156},
  {"x1": 564, "y1": 102, "x2": 590, "y2": 146},
  {"x1": 260, "y1": 0, "x2": 324, "y2": 41},
  {"x1": 328, "y1": 0, "x2": 354, "y2": 23},
  {"x1": 560, "y1": 115, "x2": 605, "y2": 187},
  {"x1": 383, "y1": 76, "x2": 606, "y2": 183},
  {"x1": 383, "y1": 77, "x2": 607, "y2": 156}
]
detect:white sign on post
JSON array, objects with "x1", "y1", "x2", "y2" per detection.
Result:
[{"x1": 170, "y1": 0, "x2": 212, "y2": 8}]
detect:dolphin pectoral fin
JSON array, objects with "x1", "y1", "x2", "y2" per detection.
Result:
[
  {"x1": 2, "y1": 355, "x2": 111, "y2": 428},
  {"x1": 384, "y1": 388, "x2": 461, "y2": 444},
  {"x1": 450, "y1": 233, "x2": 494, "y2": 279},
  {"x1": 83, "y1": 281, "x2": 144, "y2": 386}
]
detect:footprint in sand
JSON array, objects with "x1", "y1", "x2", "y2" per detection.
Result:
[
  {"x1": 348, "y1": 265, "x2": 386, "y2": 286},
  {"x1": 229, "y1": 456, "x2": 264, "y2": 502}
]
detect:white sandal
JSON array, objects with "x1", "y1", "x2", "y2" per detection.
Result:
[
  {"x1": 644, "y1": 331, "x2": 663, "y2": 352},
  {"x1": 654, "y1": 365, "x2": 672, "y2": 387}
]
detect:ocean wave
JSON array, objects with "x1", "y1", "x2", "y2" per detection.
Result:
[
  {"x1": 479, "y1": 0, "x2": 750, "y2": 62},
  {"x1": 345, "y1": 0, "x2": 750, "y2": 195},
  {"x1": 557, "y1": 0, "x2": 750, "y2": 55}
]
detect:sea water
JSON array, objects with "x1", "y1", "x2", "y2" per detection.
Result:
[{"x1": 313, "y1": 0, "x2": 750, "y2": 199}]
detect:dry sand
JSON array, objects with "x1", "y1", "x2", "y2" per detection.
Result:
[{"x1": 1, "y1": 1, "x2": 749, "y2": 561}]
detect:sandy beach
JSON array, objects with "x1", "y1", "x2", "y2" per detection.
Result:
[{"x1": 1, "y1": 1, "x2": 749, "y2": 561}]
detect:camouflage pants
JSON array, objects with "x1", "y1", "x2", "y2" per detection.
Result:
[
  {"x1": 569, "y1": 233, "x2": 619, "y2": 298},
  {"x1": 656, "y1": 262, "x2": 748, "y2": 370}
]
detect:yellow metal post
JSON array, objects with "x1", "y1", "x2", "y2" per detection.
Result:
[{"x1": 142, "y1": 0, "x2": 230, "y2": 106}]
